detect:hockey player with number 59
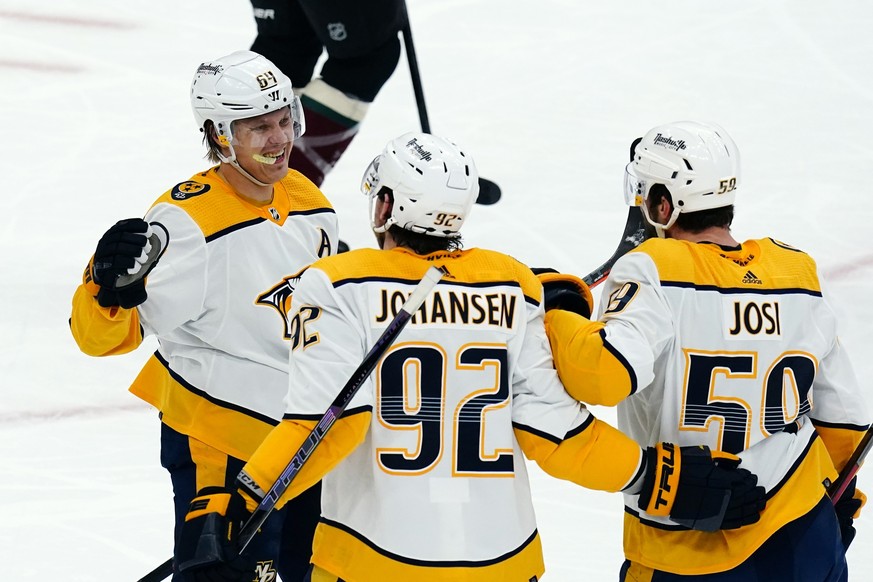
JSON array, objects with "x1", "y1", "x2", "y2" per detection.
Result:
[{"x1": 543, "y1": 121, "x2": 872, "y2": 581}]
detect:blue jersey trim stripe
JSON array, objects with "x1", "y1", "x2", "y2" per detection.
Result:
[
  {"x1": 661, "y1": 280, "x2": 822, "y2": 297},
  {"x1": 153, "y1": 351, "x2": 278, "y2": 426}
]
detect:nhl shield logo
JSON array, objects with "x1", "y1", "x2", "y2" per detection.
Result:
[{"x1": 327, "y1": 22, "x2": 347, "y2": 41}]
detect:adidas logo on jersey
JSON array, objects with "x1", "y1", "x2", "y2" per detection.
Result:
[
  {"x1": 742, "y1": 270, "x2": 762, "y2": 285},
  {"x1": 436, "y1": 264, "x2": 454, "y2": 279}
]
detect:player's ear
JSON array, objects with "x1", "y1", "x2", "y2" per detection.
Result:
[
  {"x1": 377, "y1": 190, "x2": 394, "y2": 222},
  {"x1": 210, "y1": 126, "x2": 226, "y2": 149},
  {"x1": 204, "y1": 120, "x2": 229, "y2": 151},
  {"x1": 648, "y1": 184, "x2": 674, "y2": 222}
]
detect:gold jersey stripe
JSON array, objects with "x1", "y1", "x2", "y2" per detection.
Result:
[
  {"x1": 633, "y1": 238, "x2": 822, "y2": 293},
  {"x1": 130, "y1": 353, "x2": 277, "y2": 460},
  {"x1": 150, "y1": 168, "x2": 334, "y2": 240},
  {"x1": 312, "y1": 520, "x2": 545, "y2": 582},
  {"x1": 314, "y1": 246, "x2": 544, "y2": 304}
]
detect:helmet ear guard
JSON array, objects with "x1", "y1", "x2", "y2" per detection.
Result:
[
  {"x1": 626, "y1": 121, "x2": 740, "y2": 234},
  {"x1": 361, "y1": 132, "x2": 479, "y2": 238}
]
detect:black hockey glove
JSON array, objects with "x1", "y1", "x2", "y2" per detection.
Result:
[
  {"x1": 531, "y1": 268, "x2": 593, "y2": 318},
  {"x1": 638, "y1": 443, "x2": 766, "y2": 531},
  {"x1": 834, "y1": 477, "x2": 866, "y2": 549},
  {"x1": 91, "y1": 218, "x2": 161, "y2": 309},
  {"x1": 176, "y1": 487, "x2": 256, "y2": 582}
]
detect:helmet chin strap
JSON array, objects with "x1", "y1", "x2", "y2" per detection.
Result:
[
  {"x1": 369, "y1": 188, "x2": 397, "y2": 234},
  {"x1": 641, "y1": 200, "x2": 681, "y2": 239},
  {"x1": 218, "y1": 143, "x2": 273, "y2": 188}
]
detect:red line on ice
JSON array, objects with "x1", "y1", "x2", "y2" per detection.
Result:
[
  {"x1": 0, "y1": 59, "x2": 83, "y2": 73},
  {"x1": 0, "y1": 403, "x2": 150, "y2": 426},
  {"x1": 0, "y1": 9, "x2": 135, "y2": 29},
  {"x1": 822, "y1": 254, "x2": 873, "y2": 281}
]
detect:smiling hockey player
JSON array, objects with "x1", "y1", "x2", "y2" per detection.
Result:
[{"x1": 70, "y1": 50, "x2": 338, "y2": 581}]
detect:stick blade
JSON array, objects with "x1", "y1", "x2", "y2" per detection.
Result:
[{"x1": 476, "y1": 178, "x2": 501, "y2": 205}]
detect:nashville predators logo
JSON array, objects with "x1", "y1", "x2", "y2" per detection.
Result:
[
  {"x1": 257, "y1": 269, "x2": 307, "y2": 339},
  {"x1": 171, "y1": 181, "x2": 210, "y2": 200},
  {"x1": 254, "y1": 561, "x2": 277, "y2": 582}
]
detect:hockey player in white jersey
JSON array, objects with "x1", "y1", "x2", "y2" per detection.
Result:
[
  {"x1": 542, "y1": 121, "x2": 871, "y2": 581},
  {"x1": 70, "y1": 51, "x2": 338, "y2": 581},
  {"x1": 173, "y1": 132, "x2": 766, "y2": 582}
]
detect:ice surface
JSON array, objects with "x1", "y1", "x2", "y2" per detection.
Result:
[{"x1": 1, "y1": 0, "x2": 872, "y2": 579}]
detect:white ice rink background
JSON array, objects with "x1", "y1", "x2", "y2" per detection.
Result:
[{"x1": 1, "y1": 0, "x2": 872, "y2": 579}]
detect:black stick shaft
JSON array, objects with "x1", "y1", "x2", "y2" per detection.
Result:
[
  {"x1": 399, "y1": 0, "x2": 502, "y2": 206},
  {"x1": 828, "y1": 426, "x2": 873, "y2": 504},
  {"x1": 400, "y1": 1, "x2": 430, "y2": 133}
]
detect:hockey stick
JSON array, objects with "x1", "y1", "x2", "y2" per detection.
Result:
[
  {"x1": 828, "y1": 425, "x2": 873, "y2": 504},
  {"x1": 136, "y1": 266, "x2": 444, "y2": 582},
  {"x1": 580, "y1": 137, "x2": 655, "y2": 288},
  {"x1": 582, "y1": 205, "x2": 650, "y2": 288},
  {"x1": 399, "y1": 1, "x2": 502, "y2": 206}
]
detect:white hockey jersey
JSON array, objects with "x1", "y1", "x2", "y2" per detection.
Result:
[
  {"x1": 70, "y1": 167, "x2": 338, "y2": 459},
  {"x1": 547, "y1": 237, "x2": 871, "y2": 574},
  {"x1": 240, "y1": 246, "x2": 650, "y2": 582}
]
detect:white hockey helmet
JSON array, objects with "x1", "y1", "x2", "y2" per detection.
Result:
[
  {"x1": 624, "y1": 121, "x2": 740, "y2": 231},
  {"x1": 190, "y1": 50, "x2": 304, "y2": 154},
  {"x1": 361, "y1": 132, "x2": 479, "y2": 238}
]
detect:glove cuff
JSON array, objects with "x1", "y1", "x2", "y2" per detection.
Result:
[
  {"x1": 535, "y1": 271, "x2": 594, "y2": 317},
  {"x1": 186, "y1": 488, "x2": 236, "y2": 522},
  {"x1": 237, "y1": 470, "x2": 267, "y2": 513},
  {"x1": 639, "y1": 443, "x2": 682, "y2": 517}
]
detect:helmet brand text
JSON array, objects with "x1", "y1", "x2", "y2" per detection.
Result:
[
  {"x1": 196, "y1": 64, "x2": 223, "y2": 75},
  {"x1": 653, "y1": 134, "x2": 687, "y2": 151},
  {"x1": 406, "y1": 138, "x2": 433, "y2": 161}
]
